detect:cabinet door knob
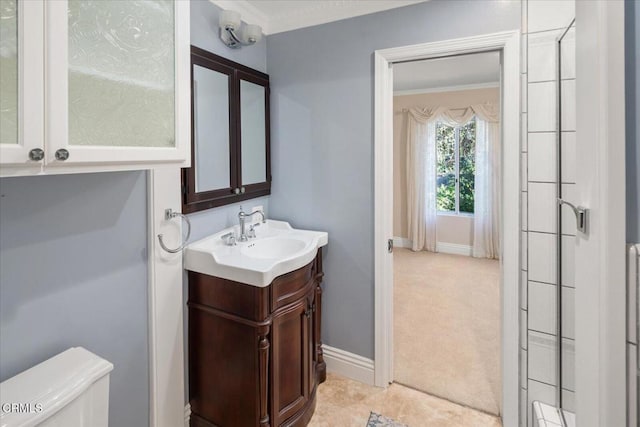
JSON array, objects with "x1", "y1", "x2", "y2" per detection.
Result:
[
  {"x1": 28, "y1": 148, "x2": 44, "y2": 161},
  {"x1": 233, "y1": 188, "x2": 240, "y2": 195},
  {"x1": 55, "y1": 148, "x2": 69, "y2": 161},
  {"x1": 240, "y1": 186, "x2": 246, "y2": 194}
]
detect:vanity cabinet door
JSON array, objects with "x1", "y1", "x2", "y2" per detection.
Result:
[
  {"x1": 44, "y1": 0, "x2": 189, "y2": 167},
  {"x1": 271, "y1": 295, "x2": 312, "y2": 425}
]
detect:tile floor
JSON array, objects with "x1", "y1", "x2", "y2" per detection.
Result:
[{"x1": 308, "y1": 373, "x2": 502, "y2": 427}]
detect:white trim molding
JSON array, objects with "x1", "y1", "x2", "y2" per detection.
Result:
[
  {"x1": 322, "y1": 345, "x2": 375, "y2": 386},
  {"x1": 374, "y1": 31, "x2": 520, "y2": 427},
  {"x1": 393, "y1": 237, "x2": 412, "y2": 249},
  {"x1": 209, "y1": 0, "x2": 427, "y2": 35},
  {"x1": 393, "y1": 237, "x2": 473, "y2": 256},
  {"x1": 436, "y1": 242, "x2": 473, "y2": 257},
  {"x1": 394, "y1": 81, "x2": 500, "y2": 97},
  {"x1": 148, "y1": 168, "x2": 186, "y2": 427}
]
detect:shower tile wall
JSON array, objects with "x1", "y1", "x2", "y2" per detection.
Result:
[{"x1": 520, "y1": 1, "x2": 575, "y2": 426}]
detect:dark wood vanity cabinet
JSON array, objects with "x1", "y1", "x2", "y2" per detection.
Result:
[{"x1": 188, "y1": 252, "x2": 326, "y2": 427}]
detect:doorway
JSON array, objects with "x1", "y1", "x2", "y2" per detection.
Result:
[
  {"x1": 373, "y1": 31, "x2": 521, "y2": 426},
  {"x1": 391, "y1": 51, "x2": 502, "y2": 415}
]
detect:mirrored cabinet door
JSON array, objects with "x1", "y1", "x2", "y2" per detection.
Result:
[
  {"x1": 239, "y1": 73, "x2": 270, "y2": 190},
  {"x1": 194, "y1": 65, "x2": 233, "y2": 193},
  {"x1": 183, "y1": 47, "x2": 270, "y2": 214},
  {"x1": 184, "y1": 51, "x2": 237, "y2": 210}
]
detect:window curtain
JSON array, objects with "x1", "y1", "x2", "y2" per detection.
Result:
[
  {"x1": 405, "y1": 104, "x2": 499, "y2": 256},
  {"x1": 406, "y1": 111, "x2": 438, "y2": 252},
  {"x1": 472, "y1": 106, "x2": 501, "y2": 259}
]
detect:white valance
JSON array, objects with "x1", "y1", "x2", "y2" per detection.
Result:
[{"x1": 406, "y1": 103, "x2": 500, "y2": 126}]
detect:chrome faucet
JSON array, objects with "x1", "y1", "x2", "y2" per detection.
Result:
[{"x1": 238, "y1": 206, "x2": 266, "y2": 241}]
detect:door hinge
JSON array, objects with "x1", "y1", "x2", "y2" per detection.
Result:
[{"x1": 388, "y1": 239, "x2": 394, "y2": 253}]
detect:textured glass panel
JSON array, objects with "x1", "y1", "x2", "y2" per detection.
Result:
[
  {"x1": 436, "y1": 123, "x2": 455, "y2": 212},
  {"x1": 0, "y1": 0, "x2": 18, "y2": 145},
  {"x1": 240, "y1": 80, "x2": 266, "y2": 186},
  {"x1": 459, "y1": 120, "x2": 476, "y2": 213},
  {"x1": 193, "y1": 65, "x2": 230, "y2": 193},
  {"x1": 68, "y1": 0, "x2": 175, "y2": 147}
]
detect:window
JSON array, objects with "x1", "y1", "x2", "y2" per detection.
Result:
[{"x1": 436, "y1": 119, "x2": 476, "y2": 214}]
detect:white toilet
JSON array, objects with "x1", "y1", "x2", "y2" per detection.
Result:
[{"x1": 0, "y1": 347, "x2": 114, "y2": 427}]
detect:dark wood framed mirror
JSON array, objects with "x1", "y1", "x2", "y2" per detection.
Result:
[{"x1": 182, "y1": 46, "x2": 271, "y2": 213}]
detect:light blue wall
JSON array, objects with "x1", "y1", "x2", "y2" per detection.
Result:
[
  {"x1": 266, "y1": 0, "x2": 520, "y2": 359},
  {"x1": 626, "y1": 0, "x2": 640, "y2": 243},
  {"x1": 0, "y1": 172, "x2": 149, "y2": 427}
]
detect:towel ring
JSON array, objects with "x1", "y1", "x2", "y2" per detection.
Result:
[{"x1": 158, "y1": 209, "x2": 191, "y2": 253}]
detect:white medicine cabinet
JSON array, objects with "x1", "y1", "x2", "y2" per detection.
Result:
[{"x1": 0, "y1": 0, "x2": 190, "y2": 176}]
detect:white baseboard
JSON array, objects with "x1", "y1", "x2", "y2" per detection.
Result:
[
  {"x1": 184, "y1": 403, "x2": 191, "y2": 427},
  {"x1": 393, "y1": 237, "x2": 472, "y2": 256},
  {"x1": 393, "y1": 237, "x2": 412, "y2": 248},
  {"x1": 322, "y1": 344, "x2": 375, "y2": 386},
  {"x1": 436, "y1": 242, "x2": 473, "y2": 256}
]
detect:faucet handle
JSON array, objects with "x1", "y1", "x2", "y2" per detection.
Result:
[
  {"x1": 248, "y1": 222, "x2": 261, "y2": 238},
  {"x1": 220, "y1": 231, "x2": 237, "y2": 246}
]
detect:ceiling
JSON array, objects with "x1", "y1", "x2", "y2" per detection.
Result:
[
  {"x1": 393, "y1": 51, "x2": 501, "y2": 94},
  {"x1": 210, "y1": 0, "x2": 428, "y2": 35}
]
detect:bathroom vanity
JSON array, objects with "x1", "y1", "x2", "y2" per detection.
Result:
[{"x1": 185, "y1": 220, "x2": 328, "y2": 427}]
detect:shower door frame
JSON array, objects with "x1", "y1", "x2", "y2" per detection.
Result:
[
  {"x1": 373, "y1": 30, "x2": 521, "y2": 426},
  {"x1": 574, "y1": 2, "x2": 627, "y2": 427}
]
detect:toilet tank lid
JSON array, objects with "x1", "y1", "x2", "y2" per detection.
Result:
[{"x1": 0, "y1": 347, "x2": 114, "y2": 427}]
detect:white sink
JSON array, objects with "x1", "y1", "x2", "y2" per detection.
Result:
[
  {"x1": 240, "y1": 237, "x2": 307, "y2": 259},
  {"x1": 184, "y1": 220, "x2": 328, "y2": 287}
]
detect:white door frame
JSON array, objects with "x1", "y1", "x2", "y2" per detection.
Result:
[
  {"x1": 574, "y1": 2, "x2": 627, "y2": 426},
  {"x1": 147, "y1": 167, "x2": 187, "y2": 427},
  {"x1": 373, "y1": 31, "x2": 521, "y2": 427}
]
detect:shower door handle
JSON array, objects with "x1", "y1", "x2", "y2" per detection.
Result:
[{"x1": 557, "y1": 198, "x2": 588, "y2": 234}]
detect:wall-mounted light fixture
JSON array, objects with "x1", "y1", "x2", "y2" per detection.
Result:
[{"x1": 219, "y1": 10, "x2": 262, "y2": 49}]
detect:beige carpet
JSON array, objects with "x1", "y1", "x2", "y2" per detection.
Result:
[
  {"x1": 393, "y1": 248, "x2": 501, "y2": 415},
  {"x1": 308, "y1": 373, "x2": 502, "y2": 427}
]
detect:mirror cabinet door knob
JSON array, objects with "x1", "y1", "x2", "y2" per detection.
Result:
[
  {"x1": 55, "y1": 148, "x2": 70, "y2": 161},
  {"x1": 234, "y1": 188, "x2": 240, "y2": 195},
  {"x1": 240, "y1": 186, "x2": 246, "y2": 194},
  {"x1": 28, "y1": 148, "x2": 45, "y2": 161}
]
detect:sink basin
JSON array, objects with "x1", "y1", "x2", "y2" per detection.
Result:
[
  {"x1": 184, "y1": 220, "x2": 328, "y2": 287},
  {"x1": 241, "y1": 237, "x2": 307, "y2": 259}
]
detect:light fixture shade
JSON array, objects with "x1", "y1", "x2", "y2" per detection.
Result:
[
  {"x1": 219, "y1": 10, "x2": 241, "y2": 31},
  {"x1": 243, "y1": 24, "x2": 263, "y2": 43}
]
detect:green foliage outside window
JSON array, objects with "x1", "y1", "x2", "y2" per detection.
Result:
[{"x1": 436, "y1": 120, "x2": 475, "y2": 214}]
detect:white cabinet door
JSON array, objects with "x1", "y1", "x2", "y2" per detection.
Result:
[
  {"x1": 45, "y1": 0, "x2": 190, "y2": 167},
  {"x1": 0, "y1": 0, "x2": 45, "y2": 172}
]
